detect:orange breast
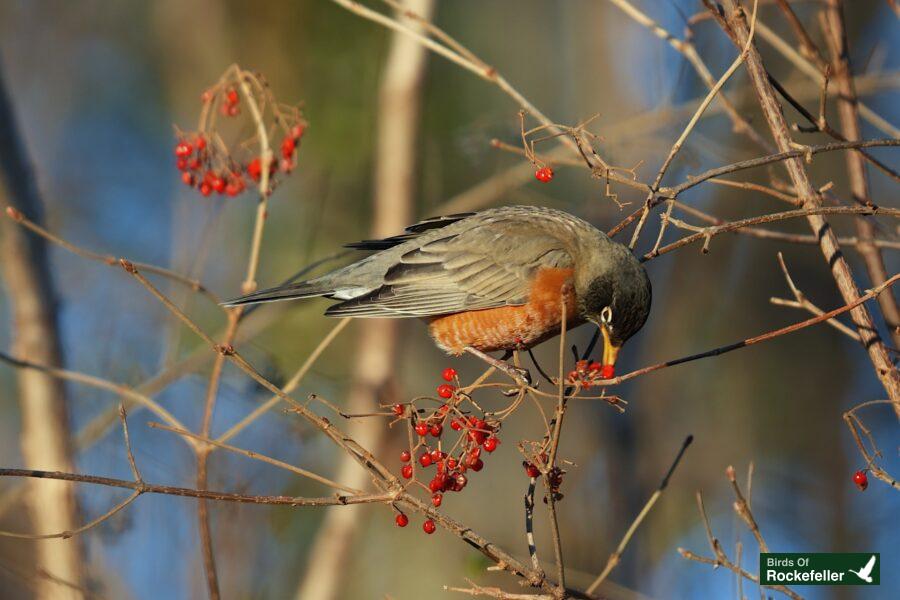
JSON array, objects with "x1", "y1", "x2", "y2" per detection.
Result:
[{"x1": 428, "y1": 267, "x2": 580, "y2": 355}]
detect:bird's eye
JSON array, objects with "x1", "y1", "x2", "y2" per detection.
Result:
[{"x1": 600, "y1": 306, "x2": 613, "y2": 325}]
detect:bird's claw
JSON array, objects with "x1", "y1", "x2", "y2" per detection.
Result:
[{"x1": 506, "y1": 365, "x2": 532, "y2": 387}]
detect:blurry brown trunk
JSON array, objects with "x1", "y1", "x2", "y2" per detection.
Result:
[
  {"x1": 0, "y1": 66, "x2": 85, "y2": 597},
  {"x1": 293, "y1": 1, "x2": 434, "y2": 599},
  {"x1": 822, "y1": 0, "x2": 900, "y2": 349}
]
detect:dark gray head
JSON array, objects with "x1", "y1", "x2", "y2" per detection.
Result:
[{"x1": 571, "y1": 234, "x2": 652, "y2": 364}]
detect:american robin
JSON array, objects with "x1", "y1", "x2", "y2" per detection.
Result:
[{"x1": 225, "y1": 206, "x2": 651, "y2": 382}]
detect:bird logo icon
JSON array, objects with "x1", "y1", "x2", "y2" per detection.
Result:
[{"x1": 847, "y1": 555, "x2": 877, "y2": 583}]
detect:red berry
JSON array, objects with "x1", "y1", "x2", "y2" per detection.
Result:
[
  {"x1": 188, "y1": 158, "x2": 201, "y2": 171},
  {"x1": 176, "y1": 158, "x2": 188, "y2": 171},
  {"x1": 395, "y1": 513, "x2": 408, "y2": 527},
  {"x1": 430, "y1": 449, "x2": 445, "y2": 462},
  {"x1": 227, "y1": 104, "x2": 240, "y2": 117},
  {"x1": 419, "y1": 453, "x2": 433, "y2": 468},
  {"x1": 483, "y1": 437, "x2": 499, "y2": 452},
  {"x1": 429, "y1": 475, "x2": 445, "y2": 493},
  {"x1": 600, "y1": 364, "x2": 615, "y2": 379},
  {"x1": 454, "y1": 472, "x2": 468, "y2": 490},
  {"x1": 430, "y1": 424, "x2": 443, "y2": 437},
  {"x1": 400, "y1": 450, "x2": 411, "y2": 463},
  {"x1": 853, "y1": 470, "x2": 868, "y2": 491},
  {"x1": 281, "y1": 136, "x2": 296, "y2": 159},
  {"x1": 174, "y1": 142, "x2": 192, "y2": 158},
  {"x1": 535, "y1": 166, "x2": 554, "y2": 183},
  {"x1": 588, "y1": 361, "x2": 601, "y2": 372},
  {"x1": 199, "y1": 182, "x2": 212, "y2": 196},
  {"x1": 247, "y1": 158, "x2": 262, "y2": 181},
  {"x1": 414, "y1": 422, "x2": 429, "y2": 437},
  {"x1": 392, "y1": 404, "x2": 404, "y2": 416},
  {"x1": 280, "y1": 158, "x2": 294, "y2": 173},
  {"x1": 401, "y1": 464, "x2": 413, "y2": 479},
  {"x1": 442, "y1": 367, "x2": 457, "y2": 381},
  {"x1": 181, "y1": 172, "x2": 195, "y2": 186},
  {"x1": 196, "y1": 136, "x2": 207, "y2": 151},
  {"x1": 450, "y1": 419, "x2": 462, "y2": 431},
  {"x1": 437, "y1": 384, "x2": 455, "y2": 399},
  {"x1": 524, "y1": 462, "x2": 540, "y2": 478},
  {"x1": 226, "y1": 88, "x2": 239, "y2": 105},
  {"x1": 470, "y1": 458, "x2": 484, "y2": 472},
  {"x1": 225, "y1": 183, "x2": 240, "y2": 197},
  {"x1": 423, "y1": 519, "x2": 436, "y2": 534},
  {"x1": 290, "y1": 124, "x2": 306, "y2": 139},
  {"x1": 431, "y1": 493, "x2": 443, "y2": 507},
  {"x1": 211, "y1": 175, "x2": 226, "y2": 193}
]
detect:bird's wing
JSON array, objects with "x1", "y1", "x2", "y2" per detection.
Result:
[
  {"x1": 343, "y1": 213, "x2": 476, "y2": 250},
  {"x1": 862, "y1": 555, "x2": 876, "y2": 576},
  {"x1": 326, "y1": 220, "x2": 573, "y2": 317}
]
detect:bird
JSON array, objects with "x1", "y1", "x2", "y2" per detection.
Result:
[
  {"x1": 224, "y1": 205, "x2": 651, "y2": 383},
  {"x1": 848, "y1": 555, "x2": 876, "y2": 583}
]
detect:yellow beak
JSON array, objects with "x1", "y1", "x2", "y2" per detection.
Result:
[{"x1": 600, "y1": 324, "x2": 620, "y2": 367}]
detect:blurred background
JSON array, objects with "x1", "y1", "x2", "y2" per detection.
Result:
[{"x1": 0, "y1": 1, "x2": 898, "y2": 599}]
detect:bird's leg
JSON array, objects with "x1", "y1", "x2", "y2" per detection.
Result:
[{"x1": 464, "y1": 347, "x2": 532, "y2": 387}]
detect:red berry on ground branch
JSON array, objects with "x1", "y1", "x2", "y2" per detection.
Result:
[
  {"x1": 395, "y1": 513, "x2": 409, "y2": 527},
  {"x1": 450, "y1": 419, "x2": 462, "y2": 431},
  {"x1": 196, "y1": 136, "x2": 207, "y2": 151},
  {"x1": 226, "y1": 88, "x2": 239, "y2": 105},
  {"x1": 392, "y1": 404, "x2": 404, "y2": 416},
  {"x1": 431, "y1": 493, "x2": 443, "y2": 507},
  {"x1": 853, "y1": 470, "x2": 868, "y2": 491},
  {"x1": 400, "y1": 450, "x2": 411, "y2": 463},
  {"x1": 423, "y1": 519, "x2": 436, "y2": 534},
  {"x1": 437, "y1": 384, "x2": 455, "y2": 399},
  {"x1": 181, "y1": 172, "x2": 194, "y2": 186},
  {"x1": 442, "y1": 367, "x2": 457, "y2": 382},
  {"x1": 419, "y1": 453, "x2": 433, "y2": 468},
  {"x1": 401, "y1": 464, "x2": 413, "y2": 479},
  {"x1": 601, "y1": 364, "x2": 615, "y2": 379},
  {"x1": 415, "y1": 422, "x2": 429, "y2": 437},
  {"x1": 524, "y1": 462, "x2": 540, "y2": 478},
  {"x1": 534, "y1": 166, "x2": 553, "y2": 183},
  {"x1": 199, "y1": 182, "x2": 212, "y2": 197},
  {"x1": 290, "y1": 124, "x2": 306, "y2": 140},
  {"x1": 483, "y1": 437, "x2": 499, "y2": 452},
  {"x1": 174, "y1": 142, "x2": 192, "y2": 158},
  {"x1": 430, "y1": 424, "x2": 443, "y2": 437}
]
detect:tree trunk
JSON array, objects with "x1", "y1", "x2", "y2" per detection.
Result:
[
  {"x1": 293, "y1": 1, "x2": 434, "y2": 599},
  {"x1": 0, "y1": 65, "x2": 85, "y2": 598}
]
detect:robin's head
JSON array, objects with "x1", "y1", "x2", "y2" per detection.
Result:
[{"x1": 574, "y1": 239, "x2": 652, "y2": 371}]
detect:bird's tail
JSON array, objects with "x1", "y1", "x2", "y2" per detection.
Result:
[{"x1": 221, "y1": 280, "x2": 334, "y2": 307}]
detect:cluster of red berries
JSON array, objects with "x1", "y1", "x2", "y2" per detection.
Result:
[
  {"x1": 853, "y1": 469, "x2": 868, "y2": 491},
  {"x1": 175, "y1": 123, "x2": 306, "y2": 198},
  {"x1": 175, "y1": 136, "x2": 249, "y2": 197},
  {"x1": 391, "y1": 367, "x2": 503, "y2": 533},
  {"x1": 565, "y1": 359, "x2": 615, "y2": 387},
  {"x1": 534, "y1": 166, "x2": 554, "y2": 183}
]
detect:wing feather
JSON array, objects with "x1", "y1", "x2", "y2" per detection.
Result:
[{"x1": 334, "y1": 221, "x2": 574, "y2": 317}]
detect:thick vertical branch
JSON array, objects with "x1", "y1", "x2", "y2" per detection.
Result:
[
  {"x1": 293, "y1": 2, "x2": 434, "y2": 599},
  {"x1": 714, "y1": 0, "x2": 900, "y2": 418},
  {"x1": 822, "y1": 0, "x2": 900, "y2": 348},
  {"x1": 0, "y1": 66, "x2": 85, "y2": 598}
]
